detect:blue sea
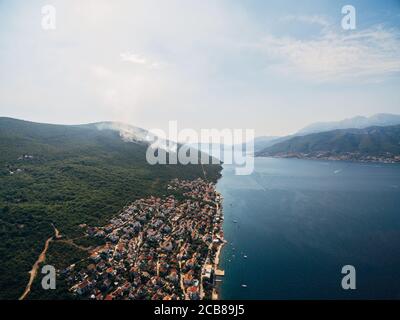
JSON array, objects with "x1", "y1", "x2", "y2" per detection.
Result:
[{"x1": 216, "y1": 157, "x2": 400, "y2": 299}]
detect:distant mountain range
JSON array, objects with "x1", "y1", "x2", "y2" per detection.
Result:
[
  {"x1": 252, "y1": 113, "x2": 400, "y2": 155},
  {"x1": 256, "y1": 124, "x2": 400, "y2": 162},
  {"x1": 251, "y1": 136, "x2": 282, "y2": 153},
  {"x1": 297, "y1": 113, "x2": 400, "y2": 135}
]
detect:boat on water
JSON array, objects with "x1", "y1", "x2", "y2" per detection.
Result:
[
  {"x1": 241, "y1": 284, "x2": 247, "y2": 288},
  {"x1": 233, "y1": 220, "x2": 238, "y2": 223},
  {"x1": 243, "y1": 255, "x2": 247, "y2": 259}
]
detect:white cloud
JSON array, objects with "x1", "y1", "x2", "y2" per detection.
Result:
[
  {"x1": 283, "y1": 14, "x2": 330, "y2": 28},
  {"x1": 1, "y1": 1, "x2": 399, "y2": 136},
  {"x1": 257, "y1": 25, "x2": 400, "y2": 82},
  {"x1": 91, "y1": 65, "x2": 112, "y2": 78},
  {"x1": 120, "y1": 52, "x2": 148, "y2": 65},
  {"x1": 120, "y1": 53, "x2": 164, "y2": 70}
]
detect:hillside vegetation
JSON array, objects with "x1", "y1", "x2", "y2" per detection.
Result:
[
  {"x1": 257, "y1": 125, "x2": 400, "y2": 158},
  {"x1": 0, "y1": 117, "x2": 221, "y2": 299}
]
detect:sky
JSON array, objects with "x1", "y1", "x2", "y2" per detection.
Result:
[{"x1": 0, "y1": 0, "x2": 399, "y2": 138}]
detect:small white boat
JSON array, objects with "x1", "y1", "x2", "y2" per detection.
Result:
[
  {"x1": 243, "y1": 255, "x2": 247, "y2": 259},
  {"x1": 241, "y1": 284, "x2": 247, "y2": 288}
]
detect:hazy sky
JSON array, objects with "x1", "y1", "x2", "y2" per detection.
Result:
[{"x1": 1, "y1": 0, "x2": 400, "y2": 137}]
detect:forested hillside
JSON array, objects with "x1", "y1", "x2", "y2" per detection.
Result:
[
  {"x1": 257, "y1": 125, "x2": 400, "y2": 158},
  {"x1": 0, "y1": 117, "x2": 221, "y2": 299}
]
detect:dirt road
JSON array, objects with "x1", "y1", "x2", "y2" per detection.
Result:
[{"x1": 19, "y1": 224, "x2": 60, "y2": 300}]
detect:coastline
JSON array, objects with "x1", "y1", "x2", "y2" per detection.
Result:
[
  {"x1": 257, "y1": 154, "x2": 400, "y2": 164},
  {"x1": 212, "y1": 241, "x2": 226, "y2": 300},
  {"x1": 65, "y1": 178, "x2": 225, "y2": 300},
  {"x1": 212, "y1": 192, "x2": 226, "y2": 300}
]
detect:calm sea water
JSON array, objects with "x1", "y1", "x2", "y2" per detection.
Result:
[{"x1": 216, "y1": 157, "x2": 400, "y2": 299}]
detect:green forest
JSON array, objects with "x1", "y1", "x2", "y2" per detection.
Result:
[{"x1": 0, "y1": 117, "x2": 222, "y2": 299}]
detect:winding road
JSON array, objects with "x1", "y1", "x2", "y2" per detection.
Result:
[{"x1": 19, "y1": 224, "x2": 60, "y2": 300}]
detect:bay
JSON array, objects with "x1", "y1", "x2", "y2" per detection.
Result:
[{"x1": 217, "y1": 157, "x2": 400, "y2": 299}]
